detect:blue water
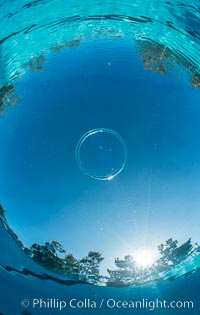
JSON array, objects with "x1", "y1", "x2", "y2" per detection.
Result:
[{"x1": 1, "y1": 0, "x2": 200, "y2": 314}]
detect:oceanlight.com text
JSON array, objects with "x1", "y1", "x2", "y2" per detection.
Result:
[{"x1": 21, "y1": 297, "x2": 194, "y2": 311}]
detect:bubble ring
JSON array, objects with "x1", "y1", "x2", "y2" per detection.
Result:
[{"x1": 75, "y1": 128, "x2": 127, "y2": 180}]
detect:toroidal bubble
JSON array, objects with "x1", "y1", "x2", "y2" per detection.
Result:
[{"x1": 75, "y1": 128, "x2": 127, "y2": 180}]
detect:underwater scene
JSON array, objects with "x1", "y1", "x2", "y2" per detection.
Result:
[{"x1": 1, "y1": 0, "x2": 200, "y2": 314}]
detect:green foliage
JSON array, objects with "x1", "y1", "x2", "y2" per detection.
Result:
[
  {"x1": 88, "y1": 251, "x2": 104, "y2": 264},
  {"x1": 78, "y1": 251, "x2": 104, "y2": 281},
  {"x1": 137, "y1": 40, "x2": 200, "y2": 89},
  {"x1": 158, "y1": 238, "x2": 192, "y2": 266},
  {"x1": 30, "y1": 241, "x2": 103, "y2": 282},
  {"x1": 192, "y1": 73, "x2": 200, "y2": 88},
  {"x1": 115, "y1": 255, "x2": 135, "y2": 269},
  {"x1": 30, "y1": 242, "x2": 66, "y2": 271},
  {"x1": 0, "y1": 85, "x2": 16, "y2": 112},
  {"x1": 29, "y1": 237, "x2": 197, "y2": 286},
  {"x1": 108, "y1": 238, "x2": 196, "y2": 285}
]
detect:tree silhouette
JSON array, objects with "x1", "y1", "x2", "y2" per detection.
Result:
[
  {"x1": 27, "y1": 237, "x2": 199, "y2": 287},
  {"x1": 107, "y1": 255, "x2": 140, "y2": 283},
  {"x1": 79, "y1": 251, "x2": 104, "y2": 281},
  {"x1": 0, "y1": 85, "x2": 18, "y2": 112},
  {"x1": 157, "y1": 238, "x2": 192, "y2": 266},
  {"x1": 30, "y1": 242, "x2": 66, "y2": 272},
  {"x1": 192, "y1": 73, "x2": 200, "y2": 88},
  {"x1": 29, "y1": 241, "x2": 104, "y2": 283},
  {"x1": 137, "y1": 40, "x2": 200, "y2": 89},
  {"x1": 0, "y1": 204, "x2": 6, "y2": 218}
]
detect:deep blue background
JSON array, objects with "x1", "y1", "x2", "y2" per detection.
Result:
[{"x1": 0, "y1": 39, "x2": 200, "y2": 270}]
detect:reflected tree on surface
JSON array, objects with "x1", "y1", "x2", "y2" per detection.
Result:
[
  {"x1": 28, "y1": 237, "x2": 200, "y2": 286},
  {"x1": 157, "y1": 238, "x2": 193, "y2": 266},
  {"x1": 0, "y1": 85, "x2": 19, "y2": 114},
  {"x1": 0, "y1": 204, "x2": 6, "y2": 218},
  {"x1": 107, "y1": 238, "x2": 199, "y2": 286},
  {"x1": 137, "y1": 40, "x2": 200, "y2": 88},
  {"x1": 0, "y1": 203, "x2": 200, "y2": 287},
  {"x1": 30, "y1": 241, "x2": 104, "y2": 284}
]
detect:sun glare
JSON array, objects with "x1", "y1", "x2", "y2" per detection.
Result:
[{"x1": 134, "y1": 249, "x2": 155, "y2": 268}]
